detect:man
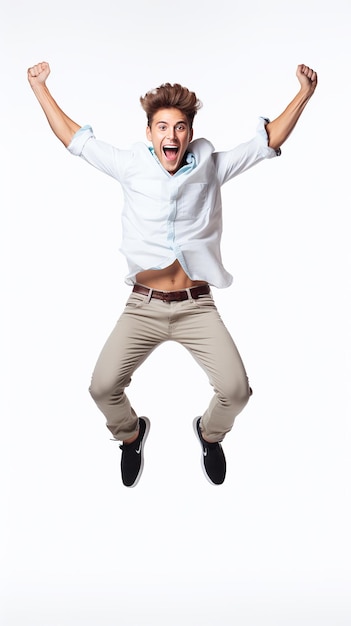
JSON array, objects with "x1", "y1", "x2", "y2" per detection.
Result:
[{"x1": 27, "y1": 61, "x2": 317, "y2": 487}]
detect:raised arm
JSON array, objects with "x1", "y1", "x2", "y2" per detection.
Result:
[
  {"x1": 27, "y1": 62, "x2": 81, "y2": 147},
  {"x1": 265, "y1": 64, "x2": 318, "y2": 152}
]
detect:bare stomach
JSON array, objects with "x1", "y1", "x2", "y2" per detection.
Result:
[{"x1": 136, "y1": 260, "x2": 207, "y2": 290}]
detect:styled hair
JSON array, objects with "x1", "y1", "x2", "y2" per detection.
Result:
[{"x1": 140, "y1": 83, "x2": 202, "y2": 128}]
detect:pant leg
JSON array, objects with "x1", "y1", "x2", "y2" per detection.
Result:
[
  {"x1": 89, "y1": 292, "x2": 168, "y2": 440},
  {"x1": 171, "y1": 293, "x2": 251, "y2": 442}
]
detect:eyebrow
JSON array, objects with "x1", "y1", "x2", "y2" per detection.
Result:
[{"x1": 156, "y1": 119, "x2": 188, "y2": 126}]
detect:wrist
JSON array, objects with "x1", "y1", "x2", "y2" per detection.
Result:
[
  {"x1": 29, "y1": 79, "x2": 50, "y2": 98},
  {"x1": 299, "y1": 83, "x2": 316, "y2": 98}
]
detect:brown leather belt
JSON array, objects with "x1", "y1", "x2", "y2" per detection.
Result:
[{"x1": 132, "y1": 283, "x2": 210, "y2": 302}]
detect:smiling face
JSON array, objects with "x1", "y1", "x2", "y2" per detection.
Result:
[{"x1": 146, "y1": 107, "x2": 193, "y2": 175}]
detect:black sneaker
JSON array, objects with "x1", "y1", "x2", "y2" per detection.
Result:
[
  {"x1": 193, "y1": 417, "x2": 226, "y2": 485},
  {"x1": 119, "y1": 417, "x2": 150, "y2": 487}
]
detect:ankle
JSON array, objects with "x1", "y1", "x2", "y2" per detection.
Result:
[
  {"x1": 200, "y1": 429, "x2": 212, "y2": 443},
  {"x1": 123, "y1": 429, "x2": 139, "y2": 445}
]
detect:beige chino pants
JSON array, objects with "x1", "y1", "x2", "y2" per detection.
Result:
[{"x1": 89, "y1": 290, "x2": 251, "y2": 442}]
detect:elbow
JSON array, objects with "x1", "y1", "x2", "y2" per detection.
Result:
[
  {"x1": 62, "y1": 125, "x2": 81, "y2": 149},
  {"x1": 265, "y1": 121, "x2": 281, "y2": 153},
  {"x1": 268, "y1": 139, "x2": 281, "y2": 153}
]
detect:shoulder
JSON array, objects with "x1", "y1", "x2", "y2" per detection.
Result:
[{"x1": 188, "y1": 138, "x2": 215, "y2": 161}]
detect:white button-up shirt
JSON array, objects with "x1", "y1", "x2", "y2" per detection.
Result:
[{"x1": 67, "y1": 118, "x2": 279, "y2": 288}]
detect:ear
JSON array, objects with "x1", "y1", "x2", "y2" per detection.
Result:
[
  {"x1": 146, "y1": 126, "x2": 152, "y2": 141},
  {"x1": 189, "y1": 128, "x2": 194, "y2": 142}
]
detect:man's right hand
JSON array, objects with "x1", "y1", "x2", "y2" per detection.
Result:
[
  {"x1": 27, "y1": 61, "x2": 50, "y2": 87},
  {"x1": 27, "y1": 60, "x2": 80, "y2": 147}
]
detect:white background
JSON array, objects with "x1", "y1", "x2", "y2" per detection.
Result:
[{"x1": 4, "y1": 0, "x2": 351, "y2": 624}]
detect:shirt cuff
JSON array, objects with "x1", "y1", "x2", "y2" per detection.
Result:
[
  {"x1": 67, "y1": 125, "x2": 94, "y2": 156},
  {"x1": 257, "y1": 117, "x2": 281, "y2": 157}
]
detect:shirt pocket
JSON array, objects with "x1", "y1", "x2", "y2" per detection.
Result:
[
  {"x1": 176, "y1": 183, "x2": 208, "y2": 219},
  {"x1": 127, "y1": 179, "x2": 163, "y2": 216}
]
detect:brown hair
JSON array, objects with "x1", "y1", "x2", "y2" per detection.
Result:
[{"x1": 140, "y1": 83, "x2": 202, "y2": 128}]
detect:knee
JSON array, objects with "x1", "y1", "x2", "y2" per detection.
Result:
[
  {"x1": 89, "y1": 375, "x2": 120, "y2": 404},
  {"x1": 89, "y1": 367, "x2": 130, "y2": 403},
  {"x1": 218, "y1": 377, "x2": 251, "y2": 411},
  {"x1": 89, "y1": 379, "x2": 108, "y2": 404}
]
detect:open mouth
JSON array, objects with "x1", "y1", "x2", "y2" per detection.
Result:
[{"x1": 163, "y1": 145, "x2": 179, "y2": 161}]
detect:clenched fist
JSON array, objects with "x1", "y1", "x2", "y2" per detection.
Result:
[
  {"x1": 27, "y1": 61, "x2": 50, "y2": 87},
  {"x1": 296, "y1": 64, "x2": 317, "y2": 94}
]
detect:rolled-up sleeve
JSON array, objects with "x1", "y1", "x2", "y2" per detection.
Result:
[
  {"x1": 67, "y1": 125, "x2": 122, "y2": 179},
  {"x1": 214, "y1": 116, "x2": 281, "y2": 185},
  {"x1": 67, "y1": 125, "x2": 94, "y2": 156},
  {"x1": 256, "y1": 117, "x2": 281, "y2": 157}
]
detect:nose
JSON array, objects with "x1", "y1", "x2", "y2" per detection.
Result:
[{"x1": 166, "y1": 127, "x2": 175, "y2": 140}]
